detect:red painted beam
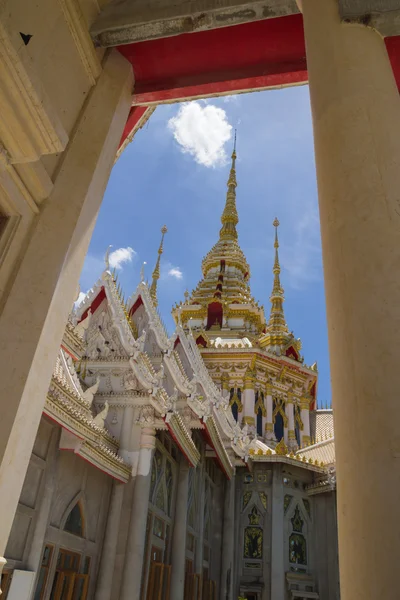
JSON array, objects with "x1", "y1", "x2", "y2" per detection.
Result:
[
  {"x1": 386, "y1": 35, "x2": 400, "y2": 91},
  {"x1": 118, "y1": 14, "x2": 307, "y2": 105},
  {"x1": 117, "y1": 18, "x2": 400, "y2": 145},
  {"x1": 119, "y1": 105, "x2": 148, "y2": 144}
]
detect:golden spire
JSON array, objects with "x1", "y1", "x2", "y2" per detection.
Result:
[
  {"x1": 267, "y1": 218, "x2": 288, "y2": 335},
  {"x1": 219, "y1": 131, "x2": 239, "y2": 241},
  {"x1": 150, "y1": 225, "x2": 167, "y2": 307}
]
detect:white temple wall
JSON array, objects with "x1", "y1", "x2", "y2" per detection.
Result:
[
  {"x1": 4, "y1": 416, "x2": 113, "y2": 600},
  {"x1": 313, "y1": 492, "x2": 340, "y2": 600},
  {"x1": 233, "y1": 463, "x2": 338, "y2": 600}
]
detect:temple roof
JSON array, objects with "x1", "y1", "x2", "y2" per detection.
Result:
[{"x1": 172, "y1": 140, "x2": 265, "y2": 337}]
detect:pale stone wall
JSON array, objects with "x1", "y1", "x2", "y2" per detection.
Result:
[
  {"x1": 234, "y1": 463, "x2": 339, "y2": 600},
  {"x1": 0, "y1": 0, "x2": 132, "y2": 570},
  {"x1": 5, "y1": 416, "x2": 112, "y2": 599}
]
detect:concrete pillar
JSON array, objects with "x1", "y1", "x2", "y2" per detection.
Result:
[
  {"x1": 300, "y1": 396, "x2": 310, "y2": 446},
  {"x1": 265, "y1": 385, "x2": 274, "y2": 441},
  {"x1": 220, "y1": 474, "x2": 235, "y2": 600},
  {"x1": 95, "y1": 482, "x2": 125, "y2": 600},
  {"x1": 301, "y1": 1, "x2": 400, "y2": 597},
  {"x1": 27, "y1": 429, "x2": 60, "y2": 597},
  {"x1": 285, "y1": 392, "x2": 296, "y2": 449},
  {"x1": 95, "y1": 406, "x2": 134, "y2": 600},
  {"x1": 119, "y1": 426, "x2": 156, "y2": 600},
  {"x1": 270, "y1": 465, "x2": 284, "y2": 600},
  {"x1": 221, "y1": 375, "x2": 230, "y2": 400},
  {"x1": 195, "y1": 464, "x2": 205, "y2": 597},
  {"x1": 0, "y1": 49, "x2": 133, "y2": 579},
  {"x1": 169, "y1": 456, "x2": 190, "y2": 600},
  {"x1": 243, "y1": 373, "x2": 255, "y2": 428}
]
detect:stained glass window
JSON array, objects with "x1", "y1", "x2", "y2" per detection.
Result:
[
  {"x1": 259, "y1": 492, "x2": 267, "y2": 510},
  {"x1": 155, "y1": 481, "x2": 165, "y2": 511},
  {"x1": 244, "y1": 527, "x2": 263, "y2": 559},
  {"x1": 64, "y1": 503, "x2": 83, "y2": 537},
  {"x1": 242, "y1": 491, "x2": 252, "y2": 510},
  {"x1": 289, "y1": 533, "x2": 307, "y2": 565},
  {"x1": 166, "y1": 460, "x2": 173, "y2": 516},
  {"x1": 289, "y1": 505, "x2": 307, "y2": 567}
]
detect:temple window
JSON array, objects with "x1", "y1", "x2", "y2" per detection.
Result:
[
  {"x1": 244, "y1": 506, "x2": 263, "y2": 560},
  {"x1": 206, "y1": 302, "x2": 223, "y2": 329},
  {"x1": 64, "y1": 502, "x2": 84, "y2": 537},
  {"x1": 289, "y1": 505, "x2": 307, "y2": 571},
  {"x1": 294, "y1": 404, "x2": 303, "y2": 446},
  {"x1": 230, "y1": 388, "x2": 242, "y2": 422},
  {"x1": 254, "y1": 391, "x2": 266, "y2": 437},
  {"x1": 273, "y1": 397, "x2": 287, "y2": 442},
  {"x1": 144, "y1": 434, "x2": 178, "y2": 600}
]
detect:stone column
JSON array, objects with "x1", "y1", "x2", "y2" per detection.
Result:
[
  {"x1": 300, "y1": 396, "x2": 310, "y2": 447},
  {"x1": 0, "y1": 49, "x2": 133, "y2": 575},
  {"x1": 265, "y1": 384, "x2": 274, "y2": 442},
  {"x1": 270, "y1": 465, "x2": 284, "y2": 600},
  {"x1": 220, "y1": 474, "x2": 235, "y2": 600},
  {"x1": 300, "y1": 1, "x2": 400, "y2": 597},
  {"x1": 119, "y1": 426, "x2": 156, "y2": 600},
  {"x1": 221, "y1": 374, "x2": 230, "y2": 401},
  {"x1": 195, "y1": 464, "x2": 205, "y2": 597},
  {"x1": 95, "y1": 481, "x2": 125, "y2": 600},
  {"x1": 285, "y1": 391, "x2": 296, "y2": 449},
  {"x1": 27, "y1": 429, "x2": 60, "y2": 595},
  {"x1": 242, "y1": 371, "x2": 255, "y2": 429},
  {"x1": 170, "y1": 456, "x2": 190, "y2": 600},
  {"x1": 95, "y1": 405, "x2": 134, "y2": 600}
]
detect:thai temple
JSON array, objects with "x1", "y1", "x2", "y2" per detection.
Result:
[{"x1": 1, "y1": 146, "x2": 339, "y2": 600}]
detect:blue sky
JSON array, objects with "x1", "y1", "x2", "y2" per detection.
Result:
[{"x1": 78, "y1": 85, "x2": 331, "y2": 406}]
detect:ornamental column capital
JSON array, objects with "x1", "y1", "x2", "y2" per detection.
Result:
[
  {"x1": 265, "y1": 382, "x2": 273, "y2": 395},
  {"x1": 140, "y1": 426, "x2": 156, "y2": 449},
  {"x1": 244, "y1": 374, "x2": 256, "y2": 390},
  {"x1": 286, "y1": 390, "x2": 294, "y2": 404},
  {"x1": 300, "y1": 395, "x2": 311, "y2": 410},
  {"x1": 221, "y1": 373, "x2": 230, "y2": 391}
]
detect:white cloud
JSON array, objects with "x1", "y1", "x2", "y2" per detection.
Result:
[
  {"x1": 222, "y1": 95, "x2": 239, "y2": 104},
  {"x1": 168, "y1": 267, "x2": 183, "y2": 280},
  {"x1": 74, "y1": 291, "x2": 87, "y2": 308},
  {"x1": 109, "y1": 246, "x2": 136, "y2": 270},
  {"x1": 168, "y1": 102, "x2": 232, "y2": 168}
]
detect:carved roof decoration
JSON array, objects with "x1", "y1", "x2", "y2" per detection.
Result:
[
  {"x1": 69, "y1": 254, "x2": 331, "y2": 485},
  {"x1": 46, "y1": 347, "x2": 131, "y2": 483}
]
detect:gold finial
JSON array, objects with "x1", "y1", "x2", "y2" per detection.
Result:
[
  {"x1": 150, "y1": 225, "x2": 168, "y2": 307},
  {"x1": 219, "y1": 131, "x2": 238, "y2": 241},
  {"x1": 265, "y1": 218, "x2": 289, "y2": 337}
]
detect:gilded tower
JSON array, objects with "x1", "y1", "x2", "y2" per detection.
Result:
[{"x1": 172, "y1": 143, "x2": 317, "y2": 448}]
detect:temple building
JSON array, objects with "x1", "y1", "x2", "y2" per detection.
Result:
[{"x1": 1, "y1": 148, "x2": 338, "y2": 600}]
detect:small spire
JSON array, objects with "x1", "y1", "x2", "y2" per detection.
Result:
[
  {"x1": 150, "y1": 226, "x2": 168, "y2": 307},
  {"x1": 267, "y1": 218, "x2": 289, "y2": 335},
  {"x1": 219, "y1": 131, "x2": 238, "y2": 241}
]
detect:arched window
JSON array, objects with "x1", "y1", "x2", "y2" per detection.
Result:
[
  {"x1": 273, "y1": 397, "x2": 287, "y2": 442},
  {"x1": 289, "y1": 505, "x2": 307, "y2": 568},
  {"x1": 274, "y1": 410, "x2": 284, "y2": 442},
  {"x1": 244, "y1": 506, "x2": 263, "y2": 559},
  {"x1": 230, "y1": 388, "x2": 242, "y2": 422},
  {"x1": 206, "y1": 302, "x2": 223, "y2": 330},
  {"x1": 255, "y1": 391, "x2": 266, "y2": 437},
  {"x1": 294, "y1": 405, "x2": 303, "y2": 447},
  {"x1": 64, "y1": 502, "x2": 84, "y2": 537}
]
